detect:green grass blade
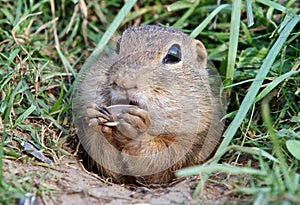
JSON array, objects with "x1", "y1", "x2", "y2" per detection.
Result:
[
  {"x1": 262, "y1": 96, "x2": 295, "y2": 193},
  {"x1": 13, "y1": 104, "x2": 36, "y2": 129},
  {"x1": 254, "y1": 70, "x2": 300, "y2": 103},
  {"x1": 172, "y1": 0, "x2": 199, "y2": 28},
  {"x1": 167, "y1": 1, "x2": 192, "y2": 11},
  {"x1": 238, "y1": 187, "x2": 271, "y2": 195},
  {"x1": 177, "y1": 164, "x2": 267, "y2": 177},
  {"x1": 1, "y1": 8, "x2": 14, "y2": 24},
  {"x1": 0, "y1": 145, "x2": 3, "y2": 188},
  {"x1": 42, "y1": 113, "x2": 69, "y2": 134},
  {"x1": 190, "y1": 4, "x2": 231, "y2": 38},
  {"x1": 13, "y1": 0, "x2": 22, "y2": 26},
  {"x1": 223, "y1": 78, "x2": 255, "y2": 89},
  {"x1": 230, "y1": 145, "x2": 279, "y2": 163},
  {"x1": 57, "y1": 48, "x2": 75, "y2": 77},
  {"x1": 257, "y1": 0, "x2": 291, "y2": 14},
  {"x1": 226, "y1": 0, "x2": 241, "y2": 82},
  {"x1": 245, "y1": 0, "x2": 254, "y2": 27},
  {"x1": 1, "y1": 80, "x2": 22, "y2": 186},
  {"x1": 4, "y1": 81, "x2": 22, "y2": 130},
  {"x1": 215, "y1": 15, "x2": 300, "y2": 157},
  {"x1": 277, "y1": 14, "x2": 294, "y2": 34},
  {"x1": 22, "y1": 81, "x2": 42, "y2": 115},
  {"x1": 71, "y1": 0, "x2": 137, "y2": 96},
  {"x1": 50, "y1": 81, "x2": 64, "y2": 113}
]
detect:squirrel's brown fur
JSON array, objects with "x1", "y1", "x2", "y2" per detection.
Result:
[{"x1": 73, "y1": 25, "x2": 223, "y2": 184}]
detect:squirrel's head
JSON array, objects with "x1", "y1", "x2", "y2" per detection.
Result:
[
  {"x1": 109, "y1": 25, "x2": 208, "y2": 101},
  {"x1": 107, "y1": 25, "x2": 213, "y2": 135}
]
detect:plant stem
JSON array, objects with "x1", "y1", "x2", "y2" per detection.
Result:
[{"x1": 261, "y1": 95, "x2": 295, "y2": 194}]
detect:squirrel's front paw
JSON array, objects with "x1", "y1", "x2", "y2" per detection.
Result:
[
  {"x1": 86, "y1": 103, "x2": 113, "y2": 136},
  {"x1": 117, "y1": 107, "x2": 150, "y2": 139}
]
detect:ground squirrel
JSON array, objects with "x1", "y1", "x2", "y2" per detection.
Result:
[{"x1": 73, "y1": 25, "x2": 223, "y2": 184}]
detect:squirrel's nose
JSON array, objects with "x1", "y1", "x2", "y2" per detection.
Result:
[
  {"x1": 111, "y1": 81, "x2": 138, "y2": 102},
  {"x1": 114, "y1": 73, "x2": 137, "y2": 89}
]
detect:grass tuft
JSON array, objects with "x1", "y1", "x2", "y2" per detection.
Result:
[{"x1": 0, "y1": 0, "x2": 299, "y2": 204}]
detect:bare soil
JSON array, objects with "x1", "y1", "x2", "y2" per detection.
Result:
[{"x1": 3, "y1": 156, "x2": 251, "y2": 205}]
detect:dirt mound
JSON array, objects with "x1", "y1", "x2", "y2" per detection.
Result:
[{"x1": 3, "y1": 157, "x2": 250, "y2": 204}]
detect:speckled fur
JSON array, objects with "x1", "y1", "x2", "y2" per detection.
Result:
[{"x1": 73, "y1": 25, "x2": 223, "y2": 184}]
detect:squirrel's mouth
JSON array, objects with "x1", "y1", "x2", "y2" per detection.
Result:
[
  {"x1": 111, "y1": 97, "x2": 147, "y2": 110},
  {"x1": 129, "y1": 100, "x2": 140, "y2": 106},
  {"x1": 111, "y1": 98, "x2": 138, "y2": 106},
  {"x1": 110, "y1": 86, "x2": 148, "y2": 110}
]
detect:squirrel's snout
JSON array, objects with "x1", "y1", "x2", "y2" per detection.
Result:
[
  {"x1": 112, "y1": 85, "x2": 138, "y2": 98},
  {"x1": 113, "y1": 73, "x2": 137, "y2": 89}
]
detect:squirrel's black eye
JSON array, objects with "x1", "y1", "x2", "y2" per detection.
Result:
[
  {"x1": 163, "y1": 44, "x2": 181, "y2": 64},
  {"x1": 116, "y1": 38, "x2": 122, "y2": 54}
]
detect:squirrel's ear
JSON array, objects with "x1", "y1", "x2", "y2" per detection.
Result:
[
  {"x1": 116, "y1": 38, "x2": 122, "y2": 54},
  {"x1": 109, "y1": 34, "x2": 121, "y2": 54},
  {"x1": 194, "y1": 40, "x2": 207, "y2": 68}
]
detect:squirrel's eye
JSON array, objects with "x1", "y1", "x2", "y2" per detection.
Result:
[
  {"x1": 116, "y1": 38, "x2": 122, "y2": 54},
  {"x1": 163, "y1": 44, "x2": 181, "y2": 64}
]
